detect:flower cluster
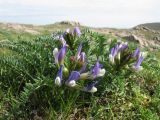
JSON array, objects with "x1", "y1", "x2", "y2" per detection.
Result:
[
  {"x1": 53, "y1": 28, "x2": 144, "y2": 93},
  {"x1": 109, "y1": 42, "x2": 144, "y2": 71},
  {"x1": 53, "y1": 27, "x2": 106, "y2": 93},
  {"x1": 109, "y1": 42, "x2": 128, "y2": 64}
]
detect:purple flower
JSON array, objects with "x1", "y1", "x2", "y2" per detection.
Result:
[
  {"x1": 109, "y1": 47, "x2": 117, "y2": 64},
  {"x1": 109, "y1": 42, "x2": 128, "y2": 64},
  {"x1": 109, "y1": 44, "x2": 120, "y2": 64},
  {"x1": 79, "y1": 52, "x2": 86, "y2": 63},
  {"x1": 76, "y1": 43, "x2": 82, "y2": 60},
  {"x1": 133, "y1": 48, "x2": 141, "y2": 59},
  {"x1": 65, "y1": 71, "x2": 81, "y2": 87},
  {"x1": 80, "y1": 63, "x2": 87, "y2": 73},
  {"x1": 80, "y1": 60, "x2": 105, "y2": 79},
  {"x1": 132, "y1": 56, "x2": 143, "y2": 71},
  {"x1": 52, "y1": 32, "x2": 67, "y2": 46},
  {"x1": 82, "y1": 81, "x2": 99, "y2": 93},
  {"x1": 75, "y1": 43, "x2": 86, "y2": 65},
  {"x1": 73, "y1": 27, "x2": 81, "y2": 37},
  {"x1": 53, "y1": 45, "x2": 67, "y2": 65},
  {"x1": 58, "y1": 46, "x2": 67, "y2": 65},
  {"x1": 119, "y1": 42, "x2": 128, "y2": 51},
  {"x1": 59, "y1": 35, "x2": 66, "y2": 46},
  {"x1": 91, "y1": 60, "x2": 103, "y2": 79},
  {"x1": 55, "y1": 65, "x2": 63, "y2": 86}
]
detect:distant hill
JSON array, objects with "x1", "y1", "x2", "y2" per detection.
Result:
[{"x1": 136, "y1": 23, "x2": 160, "y2": 31}]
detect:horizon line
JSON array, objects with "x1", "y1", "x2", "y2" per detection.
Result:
[{"x1": 0, "y1": 20, "x2": 160, "y2": 29}]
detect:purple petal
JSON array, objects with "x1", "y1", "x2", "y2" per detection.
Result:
[
  {"x1": 59, "y1": 35, "x2": 66, "y2": 46},
  {"x1": 109, "y1": 42, "x2": 128, "y2": 63},
  {"x1": 111, "y1": 48, "x2": 115, "y2": 56},
  {"x1": 133, "y1": 48, "x2": 140, "y2": 58},
  {"x1": 68, "y1": 71, "x2": 81, "y2": 82},
  {"x1": 58, "y1": 45, "x2": 67, "y2": 65},
  {"x1": 80, "y1": 52, "x2": 86, "y2": 62},
  {"x1": 115, "y1": 44, "x2": 119, "y2": 52},
  {"x1": 119, "y1": 43, "x2": 128, "y2": 51},
  {"x1": 113, "y1": 44, "x2": 119, "y2": 56},
  {"x1": 109, "y1": 48, "x2": 116, "y2": 64},
  {"x1": 80, "y1": 63, "x2": 87, "y2": 73},
  {"x1": 77, "y1": 43, "x2": 82, "y2": 59},
  {"x1": 56, "y1": 65, "x2": 63, "y2": 80},
  {"x1": 73, "y1": 27, "x2": 81, "y2": 37},
  {"x1": 134, "y1": 56, "x2": 143, "y2": 68},
  {"x1": 91, "y1": 61, "x2": 102, "y2": 79}
]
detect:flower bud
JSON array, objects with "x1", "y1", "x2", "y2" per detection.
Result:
[{"x1": 63, "y1": 67, "x2": 69, "y2": 77}]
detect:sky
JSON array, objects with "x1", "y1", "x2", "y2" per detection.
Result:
[{"x1": 0, "y1": 0, "x2": 160, "y2": 28}]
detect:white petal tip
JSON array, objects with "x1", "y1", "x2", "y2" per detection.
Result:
[
  {"x1": 66, "y1": 80, "x2": 76, "y2": 87},
  {"x1": 97, "y1": 69, "x2": 106, "y2": 77},
  {"x1": 55, "y1": 77, "x2": 61, "y2": 86},
  {"x1": 89, "y1": 87, "x2": 97, "y2": 93},
  {"x1": 83, "y1": 86, "x2": 97, "y2": 93}
]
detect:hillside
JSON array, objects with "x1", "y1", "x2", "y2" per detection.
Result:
[
  {"x1": 0, "y1": 21, "x2": 160, "y2": 49},
  {"x1": 136, "y1": 23, "x2": 160, "y2": 31}
]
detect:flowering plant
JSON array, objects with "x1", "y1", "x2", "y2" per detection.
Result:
[{"x1": 52, "y1": 27, "x2": 144, "y2": 93}]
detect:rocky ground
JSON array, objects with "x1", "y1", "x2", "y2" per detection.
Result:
[{"x1": 93, "y1": 25, "x2": 160, "y2": 49}]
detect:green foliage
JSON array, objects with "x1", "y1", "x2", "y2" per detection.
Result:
[{"x1": 0, "y1": 28, "x2": 160, "y2": 119}]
